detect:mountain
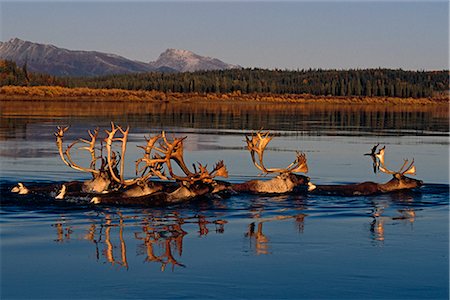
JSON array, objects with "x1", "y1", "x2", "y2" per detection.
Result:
[
  {"x1": 149, "y1": 48, "x2": 240, "y2": 72},
  {"x1": 0, "y1": 38, "x2": 240, "y2": 76},
  {"x1": 0, "y1": 38, "x2": 153, "y2": 76}
]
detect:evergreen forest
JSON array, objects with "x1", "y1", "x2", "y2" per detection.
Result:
[{"x1": 1, "y1": 59, "x2": 448, "y2": 98}]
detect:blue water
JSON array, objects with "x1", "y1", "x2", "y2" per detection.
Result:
[{"x1": 0, "y1": 102, "x2": 448, "y2": 299}]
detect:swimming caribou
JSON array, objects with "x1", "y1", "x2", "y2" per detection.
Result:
[
  {"x1": 9, "y1": 126, "x2": 424, "y2": 206},
  {"x1": 11, "y1": 123, "x2": 229, "y2": 205},
  {"x1": 312, "y1": 145, "x2": 423, "y2": 196},
  {"x1": 231, "y1": 130, "x2": 315, "y2": 194}
]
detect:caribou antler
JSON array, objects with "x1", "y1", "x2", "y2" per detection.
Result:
[
  {"x1": 375, "y1": 146, "x2": 416, "y2": 176},
  {"x1": 135, "y1": 134, "x2": 168, "y2": 180},
  {"x1": 55, "y1": 126, "x2": 71, "y2": 167},
  {"x1": 104, "y1": 122, "x2": 149, "y2": 186},
  {"x1": 162, "y1": 132, "x2": 228, "y2": 184},
  {"x1": 365, "y1": 144, "x2": 380, "y2": 174},
  {"x1": 364, "y1": 143, "x2": 379, "y2": 156},
  {"x1": 79, "y1": 128, "x2": 99, "y2": 169},
  {"x1": 54, "y1": 126, "x2": 100, "y2": 175},
  {"x1": 160, "y1": 132, "x2": 193, "y2": 178},
  {"x1": 56, "y1": 124, "x2": 228, "y2": 186},
  {"x1": 142, "y1": 131, "x2": 228, "y2": 184},
  {"x1": 245, "y1": 131, "x2": 308, "y2": 175}
]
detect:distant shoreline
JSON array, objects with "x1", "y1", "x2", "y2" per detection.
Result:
[{"x1": 1, "y1": 85, "x2": 448, "y2": 105}]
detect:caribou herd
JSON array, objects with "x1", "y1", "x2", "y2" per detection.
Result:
[{"x1": 9, "y1": 123, "x2": 423, "y2": 206}]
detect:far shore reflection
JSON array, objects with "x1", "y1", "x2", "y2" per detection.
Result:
[{"x1": 1, "y1": 101, "x2": 448, "y2": 142}]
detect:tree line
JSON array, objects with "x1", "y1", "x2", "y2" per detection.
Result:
[
  {"x1": 0, "y1": 59, "x2": 63, "y2": 87},
  {"x1": 1, "y1": 59, "x2": 448, "y2": 98},
  {"x1": 60, "y1": 68, "x2": 450, "y2": 98}
]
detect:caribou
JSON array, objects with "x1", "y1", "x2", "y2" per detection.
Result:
[
  {"x1": 312, "y1": 145, "x2": 423, "y2": 196},
  {"x1": 9, "y1": 126, "x2": 424, "y2": 205},
  {"x1": 91, "y1": 124, "x2": 229, "y2": 205},
  {"x1": 231, "y1": 131, "x2": 315, "y2": 194},
  {"x1": 11, "y1": 123, "x2": 228, "y2": 206}
]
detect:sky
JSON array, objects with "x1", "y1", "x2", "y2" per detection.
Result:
[{"x1": 1, "y1": 1, "x2": 448, "y2": 70}]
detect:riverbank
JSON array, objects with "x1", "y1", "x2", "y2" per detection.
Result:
[{"x1": 0, "y1": 85, "x2": 448, "y2": 104}]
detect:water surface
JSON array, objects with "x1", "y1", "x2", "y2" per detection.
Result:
[{"x1": 1, "y1": 101, "x2": 448, "y2": 299}]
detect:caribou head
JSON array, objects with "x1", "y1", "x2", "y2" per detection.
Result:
[{"x1": 375, "y1": 146, "x2": 423, "y2": 192}]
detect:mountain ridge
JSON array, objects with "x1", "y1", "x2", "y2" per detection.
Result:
[
  {"x1": 150, "y1": 48, "x2": 240, "y2": 73},
  {"x1": 0, "y1": 38, "x2": 240, "y2": 76}
]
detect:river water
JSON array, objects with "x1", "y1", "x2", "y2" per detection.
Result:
[{"x1": 1, "y1": 101, "x2": 448, "y2": 299}]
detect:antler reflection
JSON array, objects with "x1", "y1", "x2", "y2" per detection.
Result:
[
  {"x1": 52, "y1": 212, "x2": 227, "y2": 270},
  {"x1": 369, "y1": 197, "x2": 416, "y2": 245}
]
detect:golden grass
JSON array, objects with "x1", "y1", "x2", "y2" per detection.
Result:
[
  {"x1": 0, "y1": 85, "x2": 168, "y2": 101},
  {"x1": 0, "y1": 85, "x2": 448, "y2": 104}
]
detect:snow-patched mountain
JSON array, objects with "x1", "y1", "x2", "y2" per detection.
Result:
[
  {"x1": 0, "y1": 38, "x2": 240, "y2": 76},
  {"x1": 0, "y1": 38, "x2": 153, "y2": 76},
  {"x1": 150, "y1": 48, "x2": 240, "y2": 72}
]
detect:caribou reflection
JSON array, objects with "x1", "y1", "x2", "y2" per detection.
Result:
[
  {"x1": 369, "y1": 195, "x2": 417, "y2": 244},
  {"x1": 53, "y1": 219, "x2": 73, "y2": 243},
  {"x1": 246, "y1": 222, "x2": 269, "y2": 255},
  {"x1": 50, "y1": 193, "x2": 420, "y2": 267},
  {"x1": 245, "y1": 210, "x2": 308, "y2": 255},
  {"x1": 52, "y1": 211, "x2": 227, "y2": 270},
  {"x1": 134, "y1": 220, "x2": 186, "y2": 271}
]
